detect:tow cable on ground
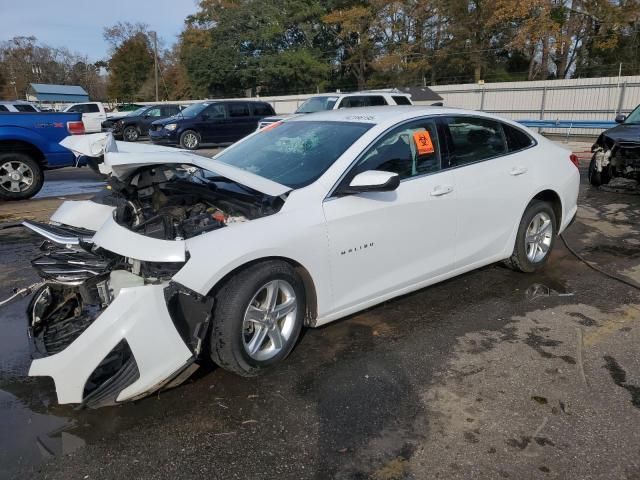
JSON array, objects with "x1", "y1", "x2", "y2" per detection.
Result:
[{"x1": 560, "y1": 234, "x2": 640, "y2": 291}]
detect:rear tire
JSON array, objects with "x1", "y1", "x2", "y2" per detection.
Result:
[
  {"x1": 505, "y1": 200, "x2": 556, "y2": 273},
  {"x1": 0, "y1": 153, "x2": 44, "y2": 200},
  {"x1": 588, "y1": 154, "x2": 610, "y2": 186},
  {"x1": 180, "y1": 130, "x2": 200, "y2": 150},
  {"x1": 209, "y1": 261, "x2": 305, "y2": 377}
]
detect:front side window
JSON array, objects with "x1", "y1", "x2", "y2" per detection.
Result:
[
  {"x1": 67, "y1": 104, "x2": 85, "y2": 113},
  {"x1": 228, "y1": 103, "x2": 250, "y2": 117},
  {"x1": 339, "y1": 96, "x2": 367, "y2": 108},
  {"x1": 348, "y1": 119, "x2": 441, "y2": 181},
  {"x1": 367, "y1": 96, "x2": 387, "y2": 106},
  {"x1": 146, "y1": 107, "x2": 162, "y2": 117},
  {"x1": 215, "y1": 121, "x2": 372, "y2": 189},
  {"x1": 295, "y1": 96, "x2": 338, "y2": 114},
  {"x1": 444, "y1": 116, "x2": 507, "y2": 167},
  {"x1": 162, "y1": 106, "x2": 179, "y2": 116},
  {"x1": 86, "y1": 104, "x2": 99, "y2": 113}
]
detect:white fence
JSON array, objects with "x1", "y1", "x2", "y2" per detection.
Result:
[{"x1": 430, "y1": 75, "x2": 640, "y2": 136}]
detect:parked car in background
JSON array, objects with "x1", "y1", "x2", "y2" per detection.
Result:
[
  {"x1": 107, "y1": 103, "x2": 145, "y2": 117},
  {"x1": 149, "y1": 101, "x2": 275, "y2": 149},
  {"x1": 23, "y1": 107, "x2": 579, "y2": 406},
  {"x1": 0, "y1": 101, "x2": 41, "y2": 113},
  {"x1": 102, "y1": 104, "x2": 184, "y2": 141},
  {"x1": 257, "y1": 90, "x2": 413, "y2": 129},
  {"x1": 63, "y1": 102, "x2": 107, "y2": 133},
  {"x1": 0, "y1": 111, "x2": 84, "y2": 199},
  {"x1": 589, "y1": 103, "x2": 640, "y2": 186}
]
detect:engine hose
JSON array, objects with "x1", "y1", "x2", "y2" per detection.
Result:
[
  {"x1": 560, "y1": 234, "x2": 640, "y2": 291},
  {"x1": 0, "y1": 281, "x2": 46, "y2": 308}
]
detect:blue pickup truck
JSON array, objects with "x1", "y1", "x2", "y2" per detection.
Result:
[{"x1": 0, "y1": 112, "x2": 85, "y2": 200}]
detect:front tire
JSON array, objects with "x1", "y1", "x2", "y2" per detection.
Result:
[
  {"x1": 0, "y1": 153, "x2": 44, "y2": 200},
  {"x1": 209, "y1": 261, "x2": 305, "y2": 377},
  {"x1": 123, "y1": 126, "x2": 139, "y2": 142},
  {"x1": 180, "y1": 130, "x2": 200, "y2": 150},
  {"x1": 506, "y1": 200, "x2": 557, "y2": 273}
]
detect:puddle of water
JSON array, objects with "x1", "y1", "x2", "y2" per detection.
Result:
[{"x1": 34, "y1": 180, "x2": 105, "y2": 199}]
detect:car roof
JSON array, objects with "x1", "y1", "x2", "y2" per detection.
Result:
[
  {"x1": 306, "y1": 91, "x2": 411, "y2": 98},
  {"x1": 287, "y1": 106, "x2": 519, "y2": 127}
]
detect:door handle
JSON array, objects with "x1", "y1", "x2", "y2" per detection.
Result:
[
  {"x1": 510, "y1": 166, "x2": 528, "y2": 176},
  {"x1": 430, "y1": 185, "x2": 454, "y2": 197}
]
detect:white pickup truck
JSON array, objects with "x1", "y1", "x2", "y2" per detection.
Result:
[{"x1": 63, "y1": 102, "x2": 107, "y2": 133}]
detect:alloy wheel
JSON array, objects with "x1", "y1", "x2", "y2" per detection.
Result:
[
  {"x1": 242, "y1": 279, "x2": 298, "y2": 361},
  {"x1": 525, "y1": 212, "x2": 553, "y2": 263},
  {"x1": 0, "y1": 160, "x2": 34, "y2": 194},
  {"x1": 183, "y1": 133, "x2": 198, "y2": 149}
]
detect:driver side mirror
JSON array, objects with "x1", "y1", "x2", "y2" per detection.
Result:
[
  {"x1": 337, "y1": 170, "x2": 400, "y2": 195},
  {"x1": 615, "y1": 114, "x2": 626, "y2": 124}
]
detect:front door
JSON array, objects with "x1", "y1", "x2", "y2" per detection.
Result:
[
  {"x1": 323, "y1": 118, "x2": 458, "y2": 313},
  {"x1": 140, "y1": 106, "x2": 163, "y2": 135}
]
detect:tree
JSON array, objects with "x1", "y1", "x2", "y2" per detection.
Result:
[{"x1": 106, "y1": 33, "x2": 154, "y2": 101}]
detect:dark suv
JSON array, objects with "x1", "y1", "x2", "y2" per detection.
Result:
[
  {"x1": 102, "y1": 104, "x2": 184, "y2": 141},
  {"x1": 149, "y1": 101, "x2": 275, "y2": 149}
]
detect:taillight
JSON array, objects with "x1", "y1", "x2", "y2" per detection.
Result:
[
  {"x1": 569, "y1": 153, "x2": 579, "y2": 169},
  {"x1": 67, "y1": 121, "x2": 85, "y2": 135}
]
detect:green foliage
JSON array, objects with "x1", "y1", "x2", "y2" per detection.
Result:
[{"x1": 107, "y1": 33, "x2": 154, "y2": 101}]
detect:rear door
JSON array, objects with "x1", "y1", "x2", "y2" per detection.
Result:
[
  {"x1": 198, "y1": 103, "x2": 227, "y2": 142},
  {"x1": 323, "y1": 117, "x2": 457, "y2": 312},
  {"x1": 226, "y1": 102, "x2": 254, "y2": 141},
  {"x1": 440, "y1": 116, "x2": 532, "y2": 268}
]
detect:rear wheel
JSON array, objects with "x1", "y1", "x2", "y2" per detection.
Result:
[
  {"x1": 0, "y1": 153, "x2": 44, "y2": 200},
  {"x1": 123, "y1": 126, "x2": 139, "y2": 142},
  {"x1": 505, "y1": 200, "x2": 556, "y2": 273},
  {"x1": 209, "y1": 261, "x2": 305, "y2": 376},
  {"x1": 180, "y1": 130, "x2": 200, "y2": 150}
]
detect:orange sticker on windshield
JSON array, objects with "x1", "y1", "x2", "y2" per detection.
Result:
[
  {"x1": 261, "y1": 121, "x2": 282, "y2": 132},
  {"x1": 413, "y1": 131, "x2": 434, "y2": 155}
]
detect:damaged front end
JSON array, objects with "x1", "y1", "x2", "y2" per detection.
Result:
[
  {"x1": 590, "y1": 134, "x2": 640, "y2": 186},
  {"x1": 20, "y1": 133, "x2": 289, "y2": 408},
  {"x1": 25, "y1": 232, "x2": 211, "y2": 408}
]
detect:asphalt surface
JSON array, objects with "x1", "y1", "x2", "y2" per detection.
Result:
[{"x1": 1, "y1": 151, "x2": 640, "y2": 479}]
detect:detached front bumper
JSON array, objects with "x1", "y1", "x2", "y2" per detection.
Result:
[{"x1": 29, "y1": 283, "x2": 196, "y2": 407}]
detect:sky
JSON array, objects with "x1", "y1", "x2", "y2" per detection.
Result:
[{"x1": 0, "y1": 0, "x2": 199, "y2": 61}]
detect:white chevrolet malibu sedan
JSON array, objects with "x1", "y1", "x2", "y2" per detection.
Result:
[{"x1": 22, "y1": 107, "x2": 579, "y2": 407}]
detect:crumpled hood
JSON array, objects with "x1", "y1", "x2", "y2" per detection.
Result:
[
  {"x1": 60, "y1": 132, "x2": 291, "y2": 197},
  {"x1": 598, "y1": 124, "x2": 640, "y2": 145}
]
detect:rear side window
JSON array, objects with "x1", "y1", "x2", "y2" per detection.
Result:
[
  {"x1": 339, "y1": 97, "x2": 367, "y2": 108},
  {"x1": 252, "y1": 103, "x2": 275, "y2": 116},
  {"x1": 0, "y1": 105, "x2": 8, "y2": 112},
  {"x1": 163, "y1": 106, "x2": 180, "y2": 116},
  {"x1": 14, "y1": 104, "x2": 37, "y2": 112},
  {"x1": 502, "y1": 123, "x2": 534, "y2": 152},
  {"x1": 228, "y1": 103, "x2": 250, "y2": 117},
  {"x1": 443, "y1": 116, "x2": 507, "y2": 167},
  {"x1": 392, "y1": 96, "x2": 412, "y2": 105},
  {"x1": 145, "y1": 107, "x2": 162, "y2": 117}
]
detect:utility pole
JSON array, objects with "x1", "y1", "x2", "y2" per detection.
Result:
[{"x1": 153, "y1": 31, "x2": 159, "y2": 102}]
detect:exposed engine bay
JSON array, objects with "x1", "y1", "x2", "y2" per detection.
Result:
[
  {"x1": 21, "y1": 161, "x2": 286, "y2": 408},
  {"x1": 109, "y1": 164, "x2": 284, "y2": 240},
  {"x1": 590, "y1": 131, "x2": 640, "y2": 187}
]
